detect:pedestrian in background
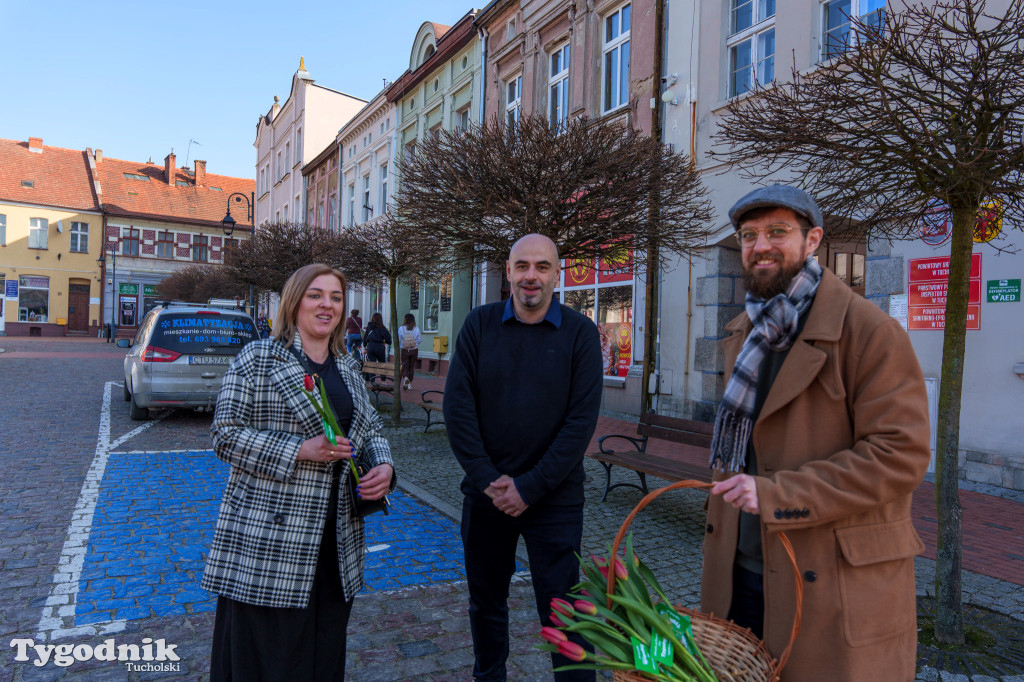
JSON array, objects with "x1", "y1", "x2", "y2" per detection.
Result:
[
  {"x1": 256, "y1": 313, "x2": 270, "y2": 339},
  {"x1": 397, "y1": 313, "x2": 421, "y2": 391},
  {"x1": 443, "y1": 234, "x2": 603, "y2": 681},
  {"x1": 345, "y1": 308, "x2": 363, "y2": 358},
  {"x1": 204, "y1": 264, "x2": 395, "y2": 681},
  {"x1": 363, "y1": 312, "x2": 392, "y2": 363},
  {"x1": 702, "y1": 185, "x2": 930, "y2": 681}
]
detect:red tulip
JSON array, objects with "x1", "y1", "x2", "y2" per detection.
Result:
[
  {"x1": 303, "y1": 374, "x2": 315, "y2": 391},
  {"x1": 550, "y1": 598, "x2": 574, "y2": 617},
  {"x1": 540, "y1": 626, "x2": 568, "y2": 645},
  {"x1": 556, "y1": 641, "x2": 587, "y2": 662},
  {"x1": 574, "y1": 600, "x2": 597, "y2": 616},
  {"x1": 613, "y1": 558, "x2": 628, "y2": 580},
  {"x1": 549, "y1": 611, "x2": 571, "y2": 627}
]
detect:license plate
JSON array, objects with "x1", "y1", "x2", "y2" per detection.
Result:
[{"x1": 189, "y1": 355, "x2": 231, "y2": 365}]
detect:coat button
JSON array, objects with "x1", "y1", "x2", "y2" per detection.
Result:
[
  {"x1": 801, "y1": 508, "x2": 810, "y2": 518},
  {"x1": 706, "y1": 524, "x2": 714, "y2": 534},
  {"x1": 783, "y1": 509, "x2": 793, "y2": 518},
  {"x1": 273, "y1": 512, "x2": 285, "y2": 524},
  {"x1": 774, "y1": 510, "x2": 783, "y2": 519},
  {"x1": 804, "y1": 571, "x2": 817, "y2": 582}
]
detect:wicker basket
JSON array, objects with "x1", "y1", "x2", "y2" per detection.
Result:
[{"x1": 605, "y1": 480, "x2": 803, "y2": 682}]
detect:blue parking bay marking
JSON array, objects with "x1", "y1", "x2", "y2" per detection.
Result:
[{"x1": 75, "y1": 450, "x2": 472, "y2": 627}]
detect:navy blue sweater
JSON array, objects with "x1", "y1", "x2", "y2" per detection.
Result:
[{"x1": 443, "y1": 300, "x2": 604, "y2": 507}]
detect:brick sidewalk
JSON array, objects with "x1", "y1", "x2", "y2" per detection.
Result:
[{"x1": 395, "y1": 370, "x2": 1024, "y2": 588}]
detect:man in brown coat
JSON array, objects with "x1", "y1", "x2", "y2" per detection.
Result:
[{"x1": 701, "y1": 185, "x2": 931, "y2": 681}]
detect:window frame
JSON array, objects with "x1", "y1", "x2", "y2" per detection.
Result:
[
  {"x1": 70, "y1": 221, "x2": 89, "y2": 253},
  {"x1": 821, "y1": 0, "x2": 886, "y2": 60},
  {"x1": 18, "y1": 275, "x2": 49, "y2": 323},
  {"x1": 728, "y1": 26, "x2": 775, "y2": 97},
  {"x1": 191, "y1": 234, "x2": 209, "y2": 263},
  {"x1": 362, "y1": 174, "x2": 372, "y2": 222},
  {"x1": 0, "y1": 213, "x2": 6, "y2": 246},
  {"x1": 29, "y1": 217, "x2": 49, "y2": 250},
  {"x1": 549, "y1": 42, "x2": 571, "y2": 128},
  {"x1": 156, "y1": 230, "x2": 175, "y2": 259},
  {"x1": 423, "y1": 281, "x2": 441, "y2": 332},
  {"x1": 601, "y1": 3, "x2": 632, "y2": 114},
  {"x1": 121, "y1": 227, "x2": 140, "y2": 256},
  {"x1": 380, "y1": 163, "x2": 388, "y2": 212},
  {"x1": 348, "y1": 182, "x2": 356, "y2": 227},
  {"x1": 505, "y1": 73, "x2": 523, "y2": 127}
]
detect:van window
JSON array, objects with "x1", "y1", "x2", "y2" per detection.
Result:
[{"x1": 151, "y1": 312, "x2": 258, "y2": 353}]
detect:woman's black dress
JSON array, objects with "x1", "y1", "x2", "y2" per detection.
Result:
[{"x1": 211, "y1": 353, "x2": 355, "y2": 682}]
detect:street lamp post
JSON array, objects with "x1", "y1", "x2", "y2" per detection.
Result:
[
  {"x1": 97, "y1": 247, "x2": 117, "y2": 343},
  {"x1": 222, "y1": 192, "x2": 255, "y2": 317}
]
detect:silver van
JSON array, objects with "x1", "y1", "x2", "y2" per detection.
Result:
[{"x1": 119, "y1": 302, "x2": 259, "y2": 419}]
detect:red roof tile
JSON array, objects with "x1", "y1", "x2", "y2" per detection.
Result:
[
  {"x1": 96, "y1": 156, "x2": 256, "y2": 230},
  {"x1": 0, "y1": 138, "x2": 100, "y2": 212}
]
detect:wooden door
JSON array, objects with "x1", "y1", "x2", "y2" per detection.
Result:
[{"x1": 68, "y1": 282, "x2": 90, "y2": 332}]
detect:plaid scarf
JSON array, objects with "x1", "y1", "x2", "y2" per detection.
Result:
[{"x1": 709, "y1": 257, "x2": 822, "y2": 472}]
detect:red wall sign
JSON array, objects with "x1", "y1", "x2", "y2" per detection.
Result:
[{"x1": 908, "y1": 253, "x2": 982, "y2": 330}]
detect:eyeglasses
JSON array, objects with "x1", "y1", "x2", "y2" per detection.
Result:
[{"x1": 734, "y1": 224, "x2": 801, "y2": 247}]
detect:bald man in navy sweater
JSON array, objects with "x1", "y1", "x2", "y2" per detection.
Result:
[{"x1": 444, "y1": 234, "x2": 603, "y2": 681}]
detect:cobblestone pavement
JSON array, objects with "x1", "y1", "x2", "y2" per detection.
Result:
[{"x1": 1, "y1": 337, "x2": 1022, "y2": 681}]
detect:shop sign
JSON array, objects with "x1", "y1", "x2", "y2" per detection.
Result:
[
  {"x1": 5, "y1": 280, "x2": 17, "y2": 298},
  {"x1": 143, "y1": 285, "x2": 159, "y2": 296},
  {"x1": 986, "y1": 279, "x2": 1020, "y2": 303},
  {"x1": 565, "y1": 258, "x2": 595, "y2": 287},
  {"x1": 119, "y1": 283, "x2": 139, "y2": 295},
  {"x1": 598, "y1": 245, "x2": 633, "y2": 284},
  {"x1": 908, "y1": 253, "x2": 982, "y2": 331}
]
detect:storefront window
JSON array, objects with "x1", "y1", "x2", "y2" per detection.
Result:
[
  {"x1": 563, "y1": 288, "x2": 594, "y2": 319},
  {"x1": 18, "y1": 275, "x2": 49, "y2": 322},
  {"x1": 423, "y1": 282, "x2": 440, "y2": 332}
]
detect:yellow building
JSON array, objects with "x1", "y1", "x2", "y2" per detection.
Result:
[{"x1": 0, "y1": 137, "x2": 103, "y2": 336}]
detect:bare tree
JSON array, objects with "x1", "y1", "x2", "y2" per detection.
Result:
[
  {"x1": 337, "y1": 213, "x2": 451, "y2": 424},
  {"x1": 711, "y1": 0, "x2": 1024, "y2": 644},
  {"x1": 227, "y1": 221, "x2": 346, "y2": 295},
  {"x1": 395, "y1": 114, "x2": 715, "y2": 412},
  {"x1": 156, "y1": 265, "x2": 247, "y2": 303}
]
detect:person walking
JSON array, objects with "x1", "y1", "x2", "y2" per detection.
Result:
[
  {"x1": 701, "y1": 185, "x2": 931, "y2": 682},
  {"x1": 397, "y1": 313, "x2": 421, "y2": 391},
  {"x1": 443, "y1": 234, "x2": 603, "y2": 681},
  {"x1": 203, "y1": 264, "x2": 396, "y2": 681},
  {"x1": 345, "y1": 308, "x2": 363, "y2": 359},
  {"x1": 363, "y1": 312, "x2": 392, "y2": 363}
]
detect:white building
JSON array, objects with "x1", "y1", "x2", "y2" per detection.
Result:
[{"x1": 255, "y1": 58, "x2": 366, "y2": 226}]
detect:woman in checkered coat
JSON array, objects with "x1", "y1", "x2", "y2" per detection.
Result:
[{"x1": 203, "y1": 263, "x2": 395, "y2": 681}]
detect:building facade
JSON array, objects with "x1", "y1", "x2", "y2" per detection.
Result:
[
  {"x1": 387, "y1": 12, "x2": 482, "y2": 374},
  {"x1": 0, "y1": 137, "x2": 103, "y2": 337},
  {"x1": 254, "y1": 59, "x2": 366, "y2": 227},
  {"x1": 92, "y1": 150, "x2": 256, "y2": 338}
]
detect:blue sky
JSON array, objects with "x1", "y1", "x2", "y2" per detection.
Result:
[{"x1": 0, "y1": 1, "x2": 478, "y2": 180}]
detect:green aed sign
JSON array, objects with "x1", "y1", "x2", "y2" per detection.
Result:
[
  {"x1": 118, "y1": 283, "x2": 139, "y2": 296},
  {"x1": 986, "y1": 279, "x2": 1020, "y2": 303}
]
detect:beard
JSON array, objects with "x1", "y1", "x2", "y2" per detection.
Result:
[{"x1": 743, "y1": 255, "x2": 806, "y2": 299}]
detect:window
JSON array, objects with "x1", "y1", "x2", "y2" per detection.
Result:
[
  {"x1": 285, "y1": 142, "x2": 291, "y2": 172},
  {"x1": 283, "y1": 205, "x2": 288, "y2": 222},
  {"x1": 727, "y1": 0, "x2": 776, "y2": 97},
  {"x1": 348, "y1": 183, "x2": 356, "y2": 227},
  {"x1": 157, "y1": 231, "x2": 174, "y2": 258},
  {"x1": 18, "y1": 275, "x2": 49, "y2": 322},
  {"x1": 362, "y1": 175, "x2": 372, "y2": 221},
  {"x1": 731, "y1": 0, "x2": 775, "y2": 33},
  {"x1": 729, "y1": 27, "x2": 775, "y2": 96},
  {"x1": 29, "y1": 217, "x2": 48, "y2": 249},
  {"x1": 549, "y1": 43, "x2": 570, "y2": 128},
  {"x1": 0, "y1": 214, "x2": 6, "y2": 246},
  {"x1": 507, "y1": 17, "x2": 517, "y2": 40},
  {"x1": 328, "y1": 191, "x2": 338, "y2": 231},
  {"x1": 192, "y1": 234, "x2": 209, "y2": 262},
  {"x1": 558, "y1": 254, "x2": 635, "y2": 377},
  {"x1": 276, "y1": 151, "x2": 282, "y2": 181},
  {"x1": 456, "y1": 107, "x2": 471, "y2": 131},
  {"x1": 423, "y1": 282, "x2": 440, "y2": 332},
  {"x1": 405, "y1": 141, "x2": 417, "y2": 164},
  {"x1": 602, "y1": 4, "x2": 631, "y2": 113},
  {"x1": 822, "y1": 0, "x2": 885, "y2": 58},
  {"x1": 223, "y1": 238, "x2": 240, "y2": 265},
  {"x1": 70, "y1": 222, "x2": 88, "y2": 253},
  {"x1": 380, "y1": 163, "x2": 388, "y2": 210},
  {"x1": 295, "y1": 128, "x2": 302, "y2": 165},
  {"x1": 505, "y1": 74, "x2": 522, "y2": 126},
  {"x1": 123, "y1": 172, "x2": 151, "y2": 182},
  {"x1": 260, "y1": 168, "x2": 266, "y2": 194}
]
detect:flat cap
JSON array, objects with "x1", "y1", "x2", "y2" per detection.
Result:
[{"x1": 728, "y1": 184, "x2": 824, "y2": 230}]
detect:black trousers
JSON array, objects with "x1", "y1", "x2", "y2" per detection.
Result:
[
  {"x1": 211, "y1": 475, "x2": 353, "y2": 681},
  {"x1": 727, "y1": 563, "x2": 765, "y2": 640},
  {"x1": 461, "y1": 494, "x2": 594, "y2": 682}
]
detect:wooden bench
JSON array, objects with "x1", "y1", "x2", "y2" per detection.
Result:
[
  {"x1": 413, "y1": 390, "x2": 446, "y2": 433},
  {"x1": 360, "y1": 361, "x2": 395, "y2": 408},
  {"x1": 589, "y1": 414, "x2": 714, "y2": 501}
]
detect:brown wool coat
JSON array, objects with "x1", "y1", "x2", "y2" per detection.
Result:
[{"x1": 701, "y1": 270, "x2": 931, "y2": 682}]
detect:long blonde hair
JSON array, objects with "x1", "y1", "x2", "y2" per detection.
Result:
[{"x1": 272, "y1": 264, "x2": 349, "y2": 356}]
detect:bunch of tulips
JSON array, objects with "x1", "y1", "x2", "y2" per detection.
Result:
[{"x1": 537, "y1": 534, "x2": 718, "y2": 681}]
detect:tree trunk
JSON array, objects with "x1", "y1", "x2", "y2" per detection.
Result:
[
  {"x1": 389, "y1": 276, "x2": 402, "y2": 425},
  {"x1": 933, "y1": 206, "x2": 972, "y2": 644}
]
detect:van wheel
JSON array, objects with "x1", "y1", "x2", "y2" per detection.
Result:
[
  {"x1": 129, "y1": 392, "x2": 150, "y2": 420},
  {"x1": 123, "y1": 381, "x2": 131, "y2": 402}
]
